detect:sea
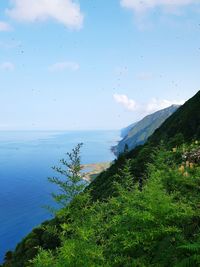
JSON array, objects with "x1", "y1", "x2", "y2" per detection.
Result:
[{"x1": 0, "y1": 130, "x2": 119, "y2": 262}]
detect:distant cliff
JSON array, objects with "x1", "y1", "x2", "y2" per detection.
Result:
[{"x1": 112, "y1": 105, "x2": 180, "y2": 156}]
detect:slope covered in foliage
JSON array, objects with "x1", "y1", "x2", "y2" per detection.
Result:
[
  {"x1": 150, "y1": 90, "x2": 200, "y2": 144},
  {"x1": 2, "y1": 91, "x2": 200, "y2": 267},
  {"x1": 90, "y1": 91, "x2": 200, "y2": 200},
  {"x1": 112, "y1": 105, "x2": 179, "y2": 156},
  {"x1": 4, "y1": 143, "x2": 200, "y2": 267},
  {"x1": 32, "y1": 144, "x2": 200, "y2": 267}
]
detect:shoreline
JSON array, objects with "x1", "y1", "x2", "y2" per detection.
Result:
[{"x1": 82, "y1": 162, "x2": 111, "y2": 182}]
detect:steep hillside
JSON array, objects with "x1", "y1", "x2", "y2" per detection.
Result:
[
  {"x1": 113, "y1": 105, "x2": 180, "y2": 156},
  {"x1": 2, "y1": 91, "x2": 200, "y2": 267},
  {"x1": 5, "y1": 138, "x2": 200, "y2": 267},
  {"x1": 149, "y1": 90, "x2": 200, "y2": 144},
  {"x1": 32, "y1": 144, "x2": 200, "y2": 267},
  {"x1": 120, "y1": 121, "x2": 137, "y2": 138},
  {"x1": 90, "y1": 91, "x2": 200, "y2": 200}
]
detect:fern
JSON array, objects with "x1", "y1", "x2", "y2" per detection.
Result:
[{"x1": 175, "y1": 242, "x2": 200, "y2": 267}]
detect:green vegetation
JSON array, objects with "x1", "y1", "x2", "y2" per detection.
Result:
[
  {"x1": 48, "y1": 142, "x2": 87, "y2": 210},
  {"x1": 149, "y1": 91, "x2": 200, "y2": 144},
  {"x1": 2, "y1": 143, "x2": 88, "y2": 267},
  {"x1": 5, "y1": 143, "x2": 200, "y2": 267},
  {"x1": 91, "y1": 91, "x2": 200, "y2": 201},
  {"x1": 2, "y1": 91, "x2": 200, "y2": 267},
  {"x1": 112, "y1": 105, "x2": 179, "y2": 156}
]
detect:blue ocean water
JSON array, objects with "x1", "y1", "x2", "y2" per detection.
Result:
[{"x1": 0, "y1": 130, "x2": 119, "y2": 262}]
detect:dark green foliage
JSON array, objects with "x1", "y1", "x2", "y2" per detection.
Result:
[
  {"x1": 124, "y1": 143, "x2": 129, "y2": 153},
  {"x1": 4, "y1": 219, "x2": 61, "y2": 267},
  {"x1": 150, "y1": 91, "x2": 200, "y2": 144},
  {"x1": 89, "y1": 143, "x2": 153, "y2": 201},
  {"x1": 87, "y1": 151, "x2": 129, "y2": 201},
  {"x1": 4, "y1": 143, "x2": 200, "y2": 266},
  {"x1": 3, "y1": 251, "x2": 13, "y2": 267},
  {"x1": 168, "y1": 133, "x2": 185, "y2": 148},
  {"x1": 3, "y1": 91, "x2": 200, "y2": 267},
  {"x1": 113, "y1": 104, "x2": 180, "y2": 156},
  {"x1": 176, "y1": 242, "x2": 200, "y2": 267},
  {"x1": 32, "y1": 146, "x2": 200, "y2": 267},
  {"x1": 3, "y1": 144, "x2": 87, "y2": 267},
  {"x1": 90, "y1": 91, "x2": 200, "y2": 201}
]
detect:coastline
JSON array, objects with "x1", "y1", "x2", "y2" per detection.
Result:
[{"x1": 82, "y1": 162, "x2": 111, "y2": 182}]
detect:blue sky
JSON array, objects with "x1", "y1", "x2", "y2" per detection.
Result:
[{"x1": 0, "y1": 0, "x2": 200, "y2": 130}]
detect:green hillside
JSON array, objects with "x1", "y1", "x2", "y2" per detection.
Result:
[
  {"x1": 150, "y1": 90, "x2": 200, "y2": 144},
  {"x1": 2, "y1": 91, "x2": 200, "y2": 267},
  {"x1": 112, "y1": 105, "x2": 179, "y2": 156},
  {"x1": 90, "y1": 91, "x2": 200, "y2": 200}
]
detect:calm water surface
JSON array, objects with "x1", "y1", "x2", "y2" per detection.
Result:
[{"x1": 0, "y1": 130, "x2": 119, "y2": 262}]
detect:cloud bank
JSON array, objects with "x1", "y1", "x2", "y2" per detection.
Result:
[
  {"x1": 113, "y1": 94, "x2": 137, "y2": 111},
  {"x1": 113, "y1": 93, "x2": 185, "y2": 114},
  {"x1": 145, "y1": 98, "x2": 185, "y2": 113},
  {"x1": 120, "y1": 0, "x2": 198, "y2": 13},
  {"x1": 7, "y1": 0, "x2": 84, "y2": 29}
]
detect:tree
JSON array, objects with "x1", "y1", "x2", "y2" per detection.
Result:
[
  {"x1": 124, "y1": 143, "x2": 129, "y2": 153},
  {"x1": 48, "y1": 143, "x2": 87, "y2": 209},
  {"x1": 3, "y1": 251, "x2": 13, "y2": 267}
]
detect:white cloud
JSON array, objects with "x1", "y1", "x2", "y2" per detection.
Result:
[
  {"x1": 7, "y1": 0, "x2": 84, "y2": 29},
  {"x1": 146, "y1": 98, "x2": 185, "y2": 113},
  {"x1": 113, "y1": 94, "x2": 137, "y2": 111},
  {"x1": 120, "y1": 0, "x2": 198, "y2": 14},
  {"x1": 0, "y1": 62, "x2": 15, "y2": 71},
  {"x1": 114, "y1": 93, "x2": 185, "y2": 113},
  {"x1": 49, "y1": 61, "x2": 80, "y2": 72},
  {"x1": 0, "y1": 21, "x2": 12, "y2": 31}
]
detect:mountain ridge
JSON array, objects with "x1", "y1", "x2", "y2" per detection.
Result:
[
  {"x1": 149, "y1": 90, "x2": 200, "y2": 143},
  {"x1": 90, "y1": 91, "x2": 200, "y2": 201},
  {"x1": 112, "y1": 104, "x2": 180, "y2": 156}
]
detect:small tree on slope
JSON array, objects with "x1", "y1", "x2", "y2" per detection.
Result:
[{"x1": 48, "y1": 143, "x2": 87, "y2": 210}]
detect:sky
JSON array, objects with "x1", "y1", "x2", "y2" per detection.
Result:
[{"x1": 0, "y1": 0, "x2": 200, "y2": 130}]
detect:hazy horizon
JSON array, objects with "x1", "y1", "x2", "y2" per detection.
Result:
[{"x1": 0, "y1": 0, "x2": 199, "y2": 130}]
